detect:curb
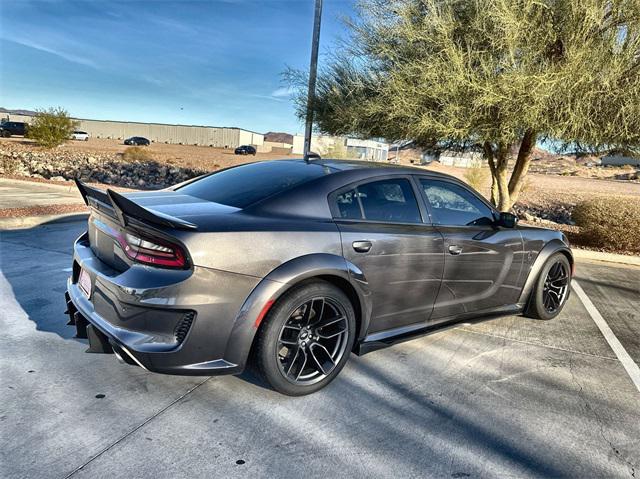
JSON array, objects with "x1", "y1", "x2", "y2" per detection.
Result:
[
  {"x1": 0, "y1": 176, "x2": 80, "y2": 193},
  {"x1": 573, "y1": 248, "x2": 640, "y2": 267},
  {"x1": 0, "y1": 212, "x2": 89, "y2": 230}
]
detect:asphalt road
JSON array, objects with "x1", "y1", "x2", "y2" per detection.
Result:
[{"x1": 1, "y1": 220, "x2": 639, "y2": 479}]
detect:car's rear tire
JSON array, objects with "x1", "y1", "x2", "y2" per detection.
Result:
[
  {"x1": 256, "y1": 280, "x2": 356, "y2": 396},
  {"x1": 524, "y1": 252, "x2": 571, "y2": 320}
]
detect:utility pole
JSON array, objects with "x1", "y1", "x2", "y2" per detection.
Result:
[{"x1": 303, "y1": 0, "x2": 323, "y2": 159}]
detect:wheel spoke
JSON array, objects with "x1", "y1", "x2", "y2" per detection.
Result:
[
  {"x1": 551, "y1": 276, "x2": 568, "y2": 287},
  {"x1": 543, "y1": 294, "x2": 551, "y2": 310},
  {"x1": 283, "y1": 324, "x2": 302, "y2": 331},
  {"x1": 317, "y1": 324, "x2": 347, "y2": 339},
  {"x1": 315, "y1": 315, "x2": 346, "y2": 329},
  {"x1": 549, "y1": 293, "x2": 559, "y2": 309},
  {"x1": 301, "y1": 301, "x2": 313, "y2": 326},
  {"x1": 285, "y1": 347, "x2": 301, "y2": 376},
  {"x1": 309, "y1": 342, "x2": 335, "y2": 376},
  {"x1": 294, "y1": 349, "x2": 308, "y2": 381},
  {"x1": 309, "y1": 298, "x2": 325, "y2": 327},
  {"x1": 308, "y1": 347, "x2": 327, "y2": 375}
]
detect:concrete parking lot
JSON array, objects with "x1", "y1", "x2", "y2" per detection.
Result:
[{"x1": 1, "y1": 220, "x2": 639, "y2": 478}]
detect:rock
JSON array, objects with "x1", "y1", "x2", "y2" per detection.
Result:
[{"x1": 0, "y1": 141, "x2": 206, "y2": 190}]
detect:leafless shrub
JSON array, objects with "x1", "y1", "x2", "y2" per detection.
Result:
[
  {"x1": 463, "y1": 165, "x2": 490, "y2": 192},
  {"x1": 122, "y1": 146, "x2": 152, "y2": 163},
  {"x1": 573, "y1": 196, "x2": 640, "y2": 253}
]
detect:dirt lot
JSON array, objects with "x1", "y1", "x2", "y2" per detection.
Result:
[{"x1": 54, "y1": 137, "x2": 293, "y2": 170}]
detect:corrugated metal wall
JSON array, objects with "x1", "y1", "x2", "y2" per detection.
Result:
[{"x1": 4, "y1": 114, "x2": 263, "y2": 148}]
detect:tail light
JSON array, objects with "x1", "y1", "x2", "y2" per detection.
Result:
[{"x1": 116, "y1": 230, "x2": 187, "y2": 268}]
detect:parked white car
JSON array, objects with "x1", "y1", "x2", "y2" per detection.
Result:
[{"x1": 71, "y1": 131, "x2": 89, "y2": 141}]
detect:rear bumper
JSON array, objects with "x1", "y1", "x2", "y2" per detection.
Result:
[{"x1": 66, "y1": 232, "x2": 262, "y2": 375}]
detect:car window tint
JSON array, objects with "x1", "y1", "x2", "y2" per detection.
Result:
[
  {"x1": 178, "y1": 160, "x2": 332, "y2": 208},
  {"x1": 357, "y1": 178, "x2": 421, "y2": 223},
  {"x1": 335, "y1": 189, "x2": 362, "y2": 219},
  {"x1": 420, "y1": 179, "x2": 494, "y2": 226}
]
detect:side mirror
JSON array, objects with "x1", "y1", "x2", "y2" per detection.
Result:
[{"x1": 497, "y1": 212, "x2": 518, "y2": 228}]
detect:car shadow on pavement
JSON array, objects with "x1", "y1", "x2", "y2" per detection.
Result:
[
  {"x1": 575, "y1": 276, "x2": 640, "y2": 296},
  {"x1": 2, "y1": 218, "x2": 92, "y2": 344}
]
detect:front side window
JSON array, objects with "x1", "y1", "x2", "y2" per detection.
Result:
[
  {"x1": 333, "y1": 178, "x2": 422, "y2": 223},
  {"x1": 420, "y1": 179, "x2": 494, "y2": 226}
]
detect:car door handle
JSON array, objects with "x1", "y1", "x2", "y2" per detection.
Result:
[
  {"x1": 352, "y1": 241, "x2": 373, "y2": 253},
  {"x1": 448, "y1": 245, "x2": 463, "y2": 255}
]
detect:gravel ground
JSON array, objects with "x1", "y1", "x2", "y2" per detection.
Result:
[{"x1": 0, "y1": 203, "x2": 87, "y2": 218}]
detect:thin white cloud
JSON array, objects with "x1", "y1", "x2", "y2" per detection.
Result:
[
  {"x1": 271, "y1": 86, "x2": 295, "y2": 98},
  {"x1": 250, "y1": 93, "x2": 286, "y2": 102},
  {"x1": 5, "y1": 37, "x2": 99, "y2": 69}
]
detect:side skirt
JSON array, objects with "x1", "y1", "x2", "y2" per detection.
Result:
[{"x1": 354, "y1": 304, "x2": 523, "y2": 356}]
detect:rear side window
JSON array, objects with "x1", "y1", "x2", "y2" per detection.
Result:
[
  {"x1": 178, "y1": 161, "x2": 331, "y2": 208},
  {"x1": 335, "y1": 189, "x2": 361, "y2": 219},
  {"x1": 333, "y1": 178, "x2": 422, "y2": 223},
  {"x1": 420, "y1": 179, "x2": 494, "y2": 226}
]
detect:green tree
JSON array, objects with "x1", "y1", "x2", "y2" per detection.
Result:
[
  {"x1": 28, "y1": 107, "x2": 78, "y2": 148},
  {"x1": 288, "y1": 0, "x2": 640, "y2": 210}
]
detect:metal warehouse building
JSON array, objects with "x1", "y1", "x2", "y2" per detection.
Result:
[
  {"x1": 4, "y1": 114, "x2": 264, "y2": 148},
  {"x1": 292, "y1": 134, "x2": 389, "y2": 161}
]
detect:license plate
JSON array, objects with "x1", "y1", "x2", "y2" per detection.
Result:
[{"x1": 78, "y1": 268, "x2": 92, "y2": 299}]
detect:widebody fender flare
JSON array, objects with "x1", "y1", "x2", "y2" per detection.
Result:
[
  {"x1": 223, "y1": 253, "x2": 372, "y2": 369},
  {"x1": 516, "y1": 239, "x2": 573, "y2": 307}
]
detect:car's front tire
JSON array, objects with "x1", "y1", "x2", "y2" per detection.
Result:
[
  {"x1": 524, "y1": 252, "x2": 571, "y2": 320},
  {"x1": 256, "y1": 280, "x2": 356, "y2": 396}
]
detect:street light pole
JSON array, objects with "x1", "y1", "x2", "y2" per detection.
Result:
[{"x1": 303, "y1": 0, "x2": 323, "y2": 159}]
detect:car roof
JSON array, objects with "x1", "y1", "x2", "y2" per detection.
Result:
[
  {"x1": 287, "y1": 157, "x2": 458, "y2": 179},
  {"x1": 245, "y1": 158, "x2": 463, "y2": 219}
]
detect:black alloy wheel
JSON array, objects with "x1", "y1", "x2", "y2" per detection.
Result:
[
  {"x1": 277, "y1": 297, "x2": 349, "y2": 385},
  {"x1": 256, "y1": 280, "x2": 355, "y2": 396},
  {"x1": 542, "y1": 260, "x2": 569, "y2": 314},
  {"x1": 525, "y1": 252, "x2": 571, "y2": 320}
]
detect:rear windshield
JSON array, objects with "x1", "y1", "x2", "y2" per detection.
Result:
[{"x1": 177, "y1": 160, "x2": 332, "y2": 208}]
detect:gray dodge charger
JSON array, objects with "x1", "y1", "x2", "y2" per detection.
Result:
[{"x1": 65, "y1": 159, "x2": 572, "y2": 395}]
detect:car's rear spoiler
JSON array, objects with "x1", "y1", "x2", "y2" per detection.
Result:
[{"x1": 74, "y1": 178, "x2": 197, "y2": 231}]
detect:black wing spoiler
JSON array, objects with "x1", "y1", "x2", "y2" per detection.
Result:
[{"x1": 74, "y1": 178, "x2": 197, "y2": 231}]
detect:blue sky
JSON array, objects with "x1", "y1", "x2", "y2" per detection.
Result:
[{"x1": 0, "y1": 0, "x2": 354, "y2": 133}]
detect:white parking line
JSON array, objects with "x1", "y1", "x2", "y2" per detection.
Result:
[{"x1": 573, "y1": 280, "x2": 640, "y2": 393}]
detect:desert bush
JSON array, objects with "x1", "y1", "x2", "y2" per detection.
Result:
[
  {"x1": 573, "y1": 196, "x2": 640, "y2": 253},
  {"x1": 325, "y1": 141, "x2": 355, "y2": 160},
  {"x1": 463, "y1": 165, "x2": 490, "y2": 192},
  {"x1": 27, "y1": 107, "x2": 78, "y2": 148},
  {"x1": 122, "y1": 146, "x2": 152, "y2": 162}
]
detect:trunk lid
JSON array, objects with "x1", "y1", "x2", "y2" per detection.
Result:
[{"x1": 76, "y1": 181, "x2": 238, "y2": 271}]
